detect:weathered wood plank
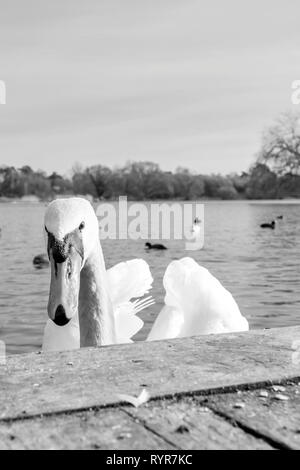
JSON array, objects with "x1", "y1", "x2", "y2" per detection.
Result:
[
  {"x1": 0, "y1": 396, "x2": 276, "y2": 450},
  {"x1": 197, "y1": 381, "x2": 300, "y2": 450},
  {"x1": 0, "y1": 326, "x2": 300, "y2": 420},
  {"x1": 0, "y1": 408, "x2": 175, "y2": 450},
  {"x1": 124, "y1": 399, "x2": 273, "y2": 450}
]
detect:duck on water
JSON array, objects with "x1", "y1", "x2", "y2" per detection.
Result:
[
  {"x1": 33, "y1": 253, "x2": 49, "y2": 268},
  {"x1": 260, "y1": 220, "x2": 276, "y2": 229},
  {"x1": 145, "y1": 242, "x2": 167, "y2": 250}
]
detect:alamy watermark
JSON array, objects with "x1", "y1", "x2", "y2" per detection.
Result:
[
  {"x1": 0, "y1": 80, "x2": 6, "y2": 104},
  {"x1": 291, "y1": 80, "x2": 300, "y2": 105},
  {"x1": 96, "y1": 197, "x2": 204, "y2": 251}
]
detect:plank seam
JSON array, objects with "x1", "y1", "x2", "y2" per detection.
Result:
[
  {"x1": 121, "y1": 408, "x2": 181, "y2": 450},
  {"x1": 201, "y1": 404, "x2": 293, "y2": 450},
  {"x1": 0, "y1": 376, "x2": 299, "y2": 424}
]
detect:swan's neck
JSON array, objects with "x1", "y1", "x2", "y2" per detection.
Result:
[{"x1": 78, "y1": 240, "x2": 116, "y2": 347}]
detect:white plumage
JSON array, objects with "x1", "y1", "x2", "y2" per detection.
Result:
[
  {"x1": 42, "y1": 259, "x2": 154, "y2": 351},
  {"x1": 147, "y1": 257, "x2": 248, "y2": 341},
  {"x1": 42, "y1": 198, "x2": 249, "y2": 352}
]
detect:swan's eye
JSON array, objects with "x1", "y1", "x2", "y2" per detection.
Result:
[{"x1": 79, "y1": 222, "x2": 85, "y2": 231}]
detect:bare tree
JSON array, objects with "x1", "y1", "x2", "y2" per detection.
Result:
[{"x1": 259, "y1": 111, "x2": 300, "y2": 175}]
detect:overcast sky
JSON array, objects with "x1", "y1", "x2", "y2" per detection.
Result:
[{"x1": 0, "y1": 0, "x2": 299, "y2": 175}]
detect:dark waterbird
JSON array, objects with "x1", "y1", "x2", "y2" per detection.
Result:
[
  {"x1": 260, "y1": 221, "x2": 276, "y2": 229},
  {"x1": 276, "y1": 215, "x2": 283, "y2": 220},
  {"x1": 145, "y1": 242, "x2": 167, "y2": 250},
  {"x1": 33, "y1": 253, "x2": 49, "y2": 268}
]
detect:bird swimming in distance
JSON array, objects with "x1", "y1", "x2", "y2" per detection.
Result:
[
  {"x1": 33, "y1": 253, "x2": 49, "y2": 268},
  {"x1": 260, "y1": 220, "x2": 276, "y2": 229},
  {"x1": 276, "y1": 215, "x2": 283, "y2": 220},
  {"x1": 191, "y1": 217, "x2": 201, "y2": 237},
  {"x1": 145, "y1": 242, "x2": 167, "y2": 250}
]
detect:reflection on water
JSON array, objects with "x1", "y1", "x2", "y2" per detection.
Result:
[{"x1": 0, "y1": 200, "x2": 299, "y2": 355}]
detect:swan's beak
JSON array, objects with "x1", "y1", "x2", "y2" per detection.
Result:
[{"x1": 48, "y1": 250, "x2": 82, "y2": 326}]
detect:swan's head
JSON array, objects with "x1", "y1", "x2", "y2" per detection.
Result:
[{"x1": 44, "y1": 198, "x2": 99, "y2": 326}]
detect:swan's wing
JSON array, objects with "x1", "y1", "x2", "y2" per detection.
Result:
[
  {"x1": 147, "y1": 305, "x2": 184, "y2": 341},
  {"x1": 114, "y1": 302, "x2": 144, "y2": 344},
  {"x1": 148, "y1": 257, "x2": 248, "y2": 341},
  {"x1": 107, "y1": 259, "x2": 153, "y2": 306},
  {"x1": 107, "y1": 259, "x2": 154, "y2": 344},
  {"x1": 42, "y1": 316, "x2": 80, "y2": 352},
  {"x1": 114, "y1": 297, "x2": 155, "y2": 344}
]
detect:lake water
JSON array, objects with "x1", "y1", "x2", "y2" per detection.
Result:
[{"x1": 0, "y1": 200, "x2": 299, "y2": 355}]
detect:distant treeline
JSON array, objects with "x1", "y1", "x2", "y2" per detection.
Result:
[
  {"x1": 0, "y1": 161, "x2": 300, "y2": 201},
  {"x1": 1, "y1": 110, "x2": 300, "y2": 201}
]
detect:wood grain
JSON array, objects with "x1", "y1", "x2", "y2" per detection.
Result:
[
  {"x1": 0, "y1": 408, "x2": 174, "y2": 450},
  {"x1": 124, "y1": 399, "x2": 273, "y2": 450},
  {"x1": 197, "y1": 381, "x2": 300, "y2": 449},
  {"x1": 0, "y1": 326, "x2": 299, "y2": 421}
]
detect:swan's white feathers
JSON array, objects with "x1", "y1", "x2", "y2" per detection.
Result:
[
  {"x1": 45, "y1": 198, "x2": 97, "y2": 239},
  {"x1": 191, "y1": 225, "x2": 201, "y2": 237},
  {"x1": 42, "y1": 315, "x2": 80, "y2": 352},
  {"x1": 109, "y1": 259, "x2": 154, "y2": 344},
  {"x1": 147, "y1": 257, "x2": 248, "y2": 341},
  {"x1": 43, "y1": 256, "x2": 248, "y2": 350},
  {"x1": 114, "y1": 303, "x2": 144, "y2": 343},
  {"x1": 147, "y1": 305, "x2": 183, "y2": 341},
  {"x1": 42, "y1": 258, "x2": 154, "y2": 351},
  {"x1": 42, "y1": 198, "x2": 249, "y2": 351},
  {"x1": 107, "y1": 259, "x2": 153, "y2": 306}
]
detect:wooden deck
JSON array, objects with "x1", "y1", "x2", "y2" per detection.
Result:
[{"x1": 0, "y1": 326, "x2": 300, "y2": 450}]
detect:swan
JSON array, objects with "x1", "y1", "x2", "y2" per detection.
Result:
[
  {"x1": 191, "y1": 217, "x2": 201, "y2": 238},
  {"x1": 42, "y1": 198, "x2": 154, "y2": 351},
  {"x1": 42, "y1": 198, "x2": 248, "y2": 352},
  {"x1": 147, "y1": 257, "x2": 248, "y2": 341}
]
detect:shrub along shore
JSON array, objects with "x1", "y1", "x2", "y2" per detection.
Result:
[{"x1": 1, "y1": 161, "x2": 300, "y2": 202}]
